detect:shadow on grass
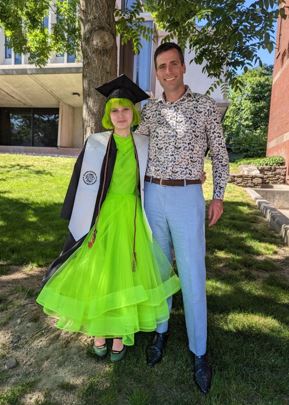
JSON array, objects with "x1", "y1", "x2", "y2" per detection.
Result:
[
  {"x1": 0, "y1": 195, "x2": 285, "y2": 268},
  {"x1": 205, "y1": 200, "x2": 286, "y2": 273},
  {"x1": 0, "y1": 163, "x2": 53, "y2": 177},
  {"x1": 0, "y1": 194, "x2": 67, "y2": 266}
]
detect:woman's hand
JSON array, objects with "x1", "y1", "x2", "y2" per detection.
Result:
[{"x1": 201, "y1": 171, "x2": 207, "y2": 184}]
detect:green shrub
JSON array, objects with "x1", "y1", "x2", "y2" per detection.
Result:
[
  {"x1": 235, "y1": 156, "x2": 285, "y2": 167},
  {"x1": 256, "y1": 156, "x2": 285, "y2": 166}
]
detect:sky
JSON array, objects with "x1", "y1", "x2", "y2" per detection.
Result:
[{"x1": 257, "y1": 48, "x2": 275, "y2": 66}]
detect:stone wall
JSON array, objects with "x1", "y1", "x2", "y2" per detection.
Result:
[
  {"x1": 258, "y1": 166, "x2": 287, "y2": 184},
  {"x1": 229, "y1": 166, "x2": 287, "y2": 187}
]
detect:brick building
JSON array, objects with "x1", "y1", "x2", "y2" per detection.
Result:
[{"x1": 267, "y1": 4, "x2": 289, "y2": 182}]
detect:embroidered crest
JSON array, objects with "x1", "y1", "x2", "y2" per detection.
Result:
[{"x1": 83, "y1": 171, "x2": 97, "y2": 185}]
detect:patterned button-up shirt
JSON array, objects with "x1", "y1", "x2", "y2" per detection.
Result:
[{"x1": 134, "y1": 86, "x2": 229, "y2": 200}]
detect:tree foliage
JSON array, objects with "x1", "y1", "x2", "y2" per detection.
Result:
[
  {"x1": 0, "y1": 1, "x2": 286, "y2": 88},
  {"x1": 0, "y1": 1, "x2": 284, "y2": 136},
  {"x1": 0, "y1": 0, "x2": 149, "y2": 136},
  {"x1": 0, "y1": 0, "x2": 80, "y2": 66},
  {"x1": 144, "y1": 0, "x2": 286, "y2": 91},
  {"x1": 223, "y1": 65, "x2": 273, "y2": 158},
  {"x1": 115, "y1": 1, "x2": 153, "y2": 53},
  {"x1": 0, "y1": 0, "x2": 150, "y2": 66}
]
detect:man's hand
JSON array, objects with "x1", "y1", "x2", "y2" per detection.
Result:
[{"x1": 208, "y1": 199, "x2": 224, "y2": 227}]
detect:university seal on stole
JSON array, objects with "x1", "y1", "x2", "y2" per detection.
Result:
[{"x1": 83, "y1": 171, "x2": 97, "y2": 185}]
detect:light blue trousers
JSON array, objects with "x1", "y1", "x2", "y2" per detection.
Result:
[{"x1": 144, "y1": 182, "x2": 207, "y2": 356}]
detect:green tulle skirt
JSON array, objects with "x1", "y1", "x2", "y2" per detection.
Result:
[{"x1": 37, "y1": 193, "x2": 180, "y2": 346}]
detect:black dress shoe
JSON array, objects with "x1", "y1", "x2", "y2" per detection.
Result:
[
  {"x1": 146, "y1": 332, "x2": 169, "y2": 367},
  {"x1": 194, "y1": 354, "x2": 212, "y2": 394}
]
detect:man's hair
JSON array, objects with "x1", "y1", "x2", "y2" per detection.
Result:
[
  {"x1": 102, "y1": 98, "x2": 140, "y2": 130},
  {"x1": 154, "y1": 42, "x2": 185, "y2": 68}
]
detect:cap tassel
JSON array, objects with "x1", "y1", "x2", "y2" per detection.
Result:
[
  {"x1": 132, "y1": 250, "x2": 137, "y2": 272},
  {"x1": 88, "y1": 227, "x2": 96, "y2": 248},
  {"x1": 131, "y1": 145, "x2": 139, "y2": 272}
]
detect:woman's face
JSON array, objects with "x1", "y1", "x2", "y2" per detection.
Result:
[{"x1": 110, "y1": 105, "x2": 133, "y2": 132}]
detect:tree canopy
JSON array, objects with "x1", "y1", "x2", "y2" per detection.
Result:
[
  {"x1": 0, "y1": 1, "x2": 151, "y2": 65},
  {"x1": 144, "y1": 0, "x2": 285, "y2": 91},
  {"x1": 0, "y1": 0, "x2": 285, "y2": 89},
  {"x1": 0, "y1": 0, "x2": 285, "y2": 136},
  {"x1": 223, "y1": 65, "x2": 273, "y2": 158},
  {"x1": 0, "y1": 0, "x2": 80, "y2": 66}
]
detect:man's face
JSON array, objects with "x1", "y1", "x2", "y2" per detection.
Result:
[{"x1": 155, "y1": 49, "x2": 186, "y2": 94}]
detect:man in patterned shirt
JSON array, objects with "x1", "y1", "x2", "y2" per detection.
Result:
[{"x1": 135, "y1": 42, "x2": 229, "y2": 394}]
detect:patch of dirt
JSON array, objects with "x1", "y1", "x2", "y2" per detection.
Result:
[
  {"x1": 211, "y1": 244, "x2": 289, "y2": 282},
  {"x1": 0, "y1": 266, "x2": 109, "y2": 405},
  {"x1": 269, "y1": 246, "x2": 289, "y2": 280}
]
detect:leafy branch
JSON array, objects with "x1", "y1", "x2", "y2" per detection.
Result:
[{"x1": 115, "y1": 0, "x2": 153, "y2": 53}]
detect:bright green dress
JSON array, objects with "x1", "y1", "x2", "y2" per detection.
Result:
[{"x1": 37, "y1": 134, "x2": 180, "y2": 346}]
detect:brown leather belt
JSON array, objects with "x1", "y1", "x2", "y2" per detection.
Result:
[{"x1": 144, "y1": 175, "x2": 201, "y2": 186}]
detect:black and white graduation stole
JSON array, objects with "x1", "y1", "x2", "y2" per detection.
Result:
[{"x1": 68, "y1": 131, "x2": 151, "y2": 242}]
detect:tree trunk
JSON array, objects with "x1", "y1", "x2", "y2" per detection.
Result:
[{"x1": 79, "y1": 0, "x2": 117, "y2": 140}]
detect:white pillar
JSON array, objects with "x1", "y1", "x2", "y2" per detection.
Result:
[{"x1": 58, "y1": 102, "x2": 74, "y2": 147}]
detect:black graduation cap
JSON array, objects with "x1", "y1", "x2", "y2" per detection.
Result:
[{"x1": 95, "y1": 74, "x2": 149, "y2": 104}]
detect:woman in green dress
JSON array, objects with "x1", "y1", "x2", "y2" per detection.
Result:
[{"x1": 36, "y1": 75, "x2": 180, "y2": 362}]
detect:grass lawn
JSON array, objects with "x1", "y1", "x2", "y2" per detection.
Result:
[{"x1": 0, "y1": 153, "x2": 289, "y2": 405}]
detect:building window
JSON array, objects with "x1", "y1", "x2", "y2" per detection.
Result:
[
  {"x1": 0, "y1": 108, "x2": 59, "y2": 147},
  {"x1": 33, "y1": 109, "x2": 59, "y2": 146},
  {"x1": 67, "y1": 37, "x2": 76, "y2": 62},
  {"x1": 5, "y1": 36, "x2": 22, "y2": 64},
  {"x1": 122, "y1": 0, "x2": 136, "y2": 10},
  {"x1": 133, "y1": 21, "x2": 153, "y2": 92},
  {"x1": 67, "y1": 53, "x2": 76, "y2": 63},
  {"x1": 5, "y1": 36, "x2": 12, "y2": 59},
  {"x1": 56, "y1": 2, "x2": 64, "y2": 57},
  {"x1": 14, "y1": 53, "x2": 22, "y2": 64},
  {"x1": 43, "y1": 15, "x2": 49, "y2": 29}
]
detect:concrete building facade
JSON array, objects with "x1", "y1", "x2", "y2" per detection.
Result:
[
  {"x1": 267, "y1": 3, "x2": 289, "y2": 182},
  {"x1": 0, "y1": 1, "x2": 228, "y2": 151}
]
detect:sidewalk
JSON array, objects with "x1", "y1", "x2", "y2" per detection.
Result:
[{"x1": 0, "y1": 145, "x2": 80, "y2": 157}]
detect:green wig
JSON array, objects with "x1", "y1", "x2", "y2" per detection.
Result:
[{"x1": 101, "y1": 98, "x2": 141, "y2": 130}]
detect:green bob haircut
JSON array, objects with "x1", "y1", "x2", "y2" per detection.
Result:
[{"x1": 101, "y1": 98, "x2": 141, "y2": 130}]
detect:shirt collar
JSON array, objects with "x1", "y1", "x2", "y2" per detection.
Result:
[{"x1": 156, "y1": 85, "x2": 193, "y2": 104}]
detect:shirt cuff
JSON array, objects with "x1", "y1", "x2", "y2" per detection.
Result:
[{"x1": 213, "y1": 187, "x2": 225, "y2": 200}]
